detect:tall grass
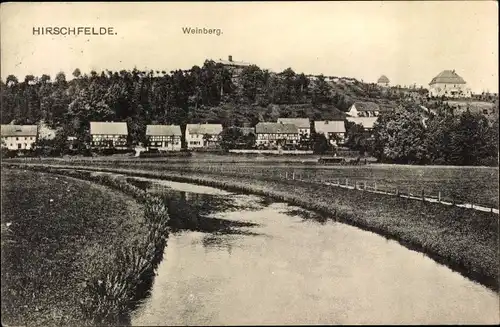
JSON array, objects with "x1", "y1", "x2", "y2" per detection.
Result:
[{"x1": 4, "y1": 165, "x2": 171, "y2": 325}]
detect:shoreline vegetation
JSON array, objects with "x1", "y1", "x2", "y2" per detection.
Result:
[
  {"x1": 4, "y1": 162, "x2": 499, "y2": 293},
  {"x1": 1, "y1": 168, "x2": 170, "y2": 326}
]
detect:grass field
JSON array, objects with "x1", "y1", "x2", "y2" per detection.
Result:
[
  {"x1": 1, "y1": 169, "x2": 151, "y2": 326},
  {"x1": 12, "y1": 156, "x2": 497, "y2": 208},
  {"x1": 6, "y1": 163, "x2": 498, "y2": 292}
]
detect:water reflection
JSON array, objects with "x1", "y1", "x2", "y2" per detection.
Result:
[{"x1": 130, "y1": 179, "x2": 499, "y2": 326}]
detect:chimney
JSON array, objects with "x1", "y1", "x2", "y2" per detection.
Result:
[{"x1": 228, "y1": 55, "x2": 233, "y2": 62}]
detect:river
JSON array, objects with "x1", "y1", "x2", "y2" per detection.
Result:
[{"x1": 125, "y1": 176, "x2": 498, "y2": 325}]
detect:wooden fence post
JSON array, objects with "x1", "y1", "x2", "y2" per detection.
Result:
[
  {"x1": 438, "y1": 191, "x2": 441, "y2": 203},
  {"x1": 374, "y1": 182, "x2": 377, "y2": 191},
  {"x1": 395, "y1": 188, "x2": 399, "y2": 196},
  {"x1": 292, "y1": 172, "x2": 295, "y2": 180},
  {"x1": 354, "y1": 181, "x2": 357, "y2": 190},
  {"x1": 346, "y1": 178, "x2": 349, "y2": 187},
  {"x1": 421, "y1": 189, "x2": 425, "y2": 202},
  {"x1": 285, "y1": 172, "x2": 288, "y2": 179}
]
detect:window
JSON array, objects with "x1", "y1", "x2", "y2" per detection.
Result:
[
  {"x1": 16, "y1": 137, "x2": 19, "y2": 141},
  {"x1": 17, "y1": 144, "x2": 21, "y2": 149}
]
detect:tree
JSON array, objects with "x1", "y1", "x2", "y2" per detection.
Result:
[
  {"x1": 345, "y1": 121, "x2": 370, "y2": 154},
  {"x1": 312, "y1": 133, "x2": 330, "y2": 154},
  {"x1": 371, "y1": 109, "x2": 428, "y2": 164},
  {"x1": 72, "y1": 68, "x2": 82, "y2": 79},
  {"x1": 220, "y1": 127, "x2": 243, "y2": 150},
  {"x1": 55, "y1": 72, "x2": 67, "y2": 85}
]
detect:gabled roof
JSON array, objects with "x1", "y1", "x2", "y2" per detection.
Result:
[
  {"x1": 146, "y1": 125, "x2": 182, "y2": 136},
  {"x1": 255, "y1": 122, "x2": 298, "y2": 134},
  {"x1": 377, "y1": 75, "x2": 390, "y2": 83},
  {"x1": 187, "y1": 123, "x2": 223, "y2": 135},
  {"x1": 277, "y1": 118, "x2": 311, "y2": 129},
  {"x1": 346, "y1": 117, "x2": 378, "y2": 129},
  {"x1": 352, "y1": 102, "x2": 381, "y2": 112},
  {"x1": 314, "y1": 120, "x2": 346, "y2": 134},
  {"x1": 90, "y1": 122, "x2": 128, "y2": 135},
  {"x1": 1, "y1": 124, "x2": 38, "y2": 137},
  {"x1": 429, "y1": 70, "x2": 466, "y2": 85}
]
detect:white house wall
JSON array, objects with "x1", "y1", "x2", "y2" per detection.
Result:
[{"x1": 1, "y1": 136, "x2": 37, "y2": 150}]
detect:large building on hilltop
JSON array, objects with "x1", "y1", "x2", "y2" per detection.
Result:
[{"x1": 429, "y1": 70, "x2": 471, "y2": 98}]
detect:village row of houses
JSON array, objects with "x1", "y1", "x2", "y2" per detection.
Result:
[{"x1": 0, "y1": 101, "x2": 386, "y2": 151}]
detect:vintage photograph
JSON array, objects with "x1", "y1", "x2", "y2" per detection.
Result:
[{"x1": 1, "y1": 1, "x2": 499, "y2": 326}]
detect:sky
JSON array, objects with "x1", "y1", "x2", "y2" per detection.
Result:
[{"x1": 1, "y1": 1, "x2": 498, "y2": 93}]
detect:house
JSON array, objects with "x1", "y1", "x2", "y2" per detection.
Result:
[
  {"x1": 186, "y1": 123, "x2": 223, "y2": 148},
  {"x1": 90, "y1": 121, "x2": 128, "y2": 149},
  {"x1": 377, "y1": 75, "x2": 390, "y2": 87},
  {"x1": 255, "y1": 122, "x2": 299, "y2": 147},
  {"x1": 277, "y1": 118, "x2": 311, "y2": 139},
  {"x1": 429, "y1": 70, "x2": 472, "y2": 98},
  {"x1": 146, "y1": 124, "x2": 182, "y2": 151},
  {"x1": 213, "y1": 55, "x2": 252, "y2": 80},
  {"x1": 314, "y1": 120, "x2": 346, "y2": 145},
  {"x1": 1, "y1": 124, "x2": 38, "y2": 150},
  {"x1": 346, "y1": 117, "x2": 378, "y2": 131},
  {"x1": 347, "y1": 101, "x2": 390, "y2": 117}
]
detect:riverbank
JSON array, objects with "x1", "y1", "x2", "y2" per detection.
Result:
[
  {"x1": 5, "y1": 163, "x2": 499, "y2": 292},
  {"x1": 1, "y1": 168, "x2": 170, "y2": 326}
]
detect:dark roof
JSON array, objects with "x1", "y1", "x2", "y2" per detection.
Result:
[
  {"x1": 277, "y1": 118, "x2": 311, "y2": 128},
  {"x1": 378, "y1": 75, "x2": 390, "y2": 83},
  {"x1": 90, "y1": 122, "x2": 128, "y2": 135},
  {"x1": 146, "y1": 125, "x2": 182, "y2": 136},
  {"x1": 1, "y1": 124, "x2": 38, "y2": 137},
  {"x1": 255, "y1": 122, "x2": 298, "y2": 134},
  {"x1": 429, "y1": 70, "x2": 466, "y2": 85}
]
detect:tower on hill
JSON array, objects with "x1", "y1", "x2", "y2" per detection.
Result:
[{"x1": 377, "y1": 75, "x2": 390, "y2": 87}]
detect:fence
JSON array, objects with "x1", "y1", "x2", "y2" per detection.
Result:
[
  {"x1": 5, "y1": 159, "x2": 498, "y2": 214},
  {"x1": 155, "y1": 165, "x2": 499, "y2": 215}
]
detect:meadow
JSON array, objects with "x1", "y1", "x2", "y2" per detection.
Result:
[
  {"x1": 11, "y1": 155, "x2": 498, "y2": 208},
  {"x1": 1, "y1": 168, "x2": 170, "y2": 326}
]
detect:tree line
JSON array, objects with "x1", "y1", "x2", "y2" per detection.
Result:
[{"x1": 370, "y1": 106, "x2": 498, "y2": 166}]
